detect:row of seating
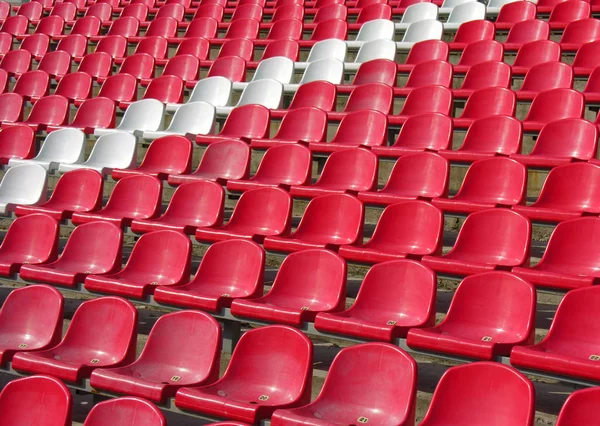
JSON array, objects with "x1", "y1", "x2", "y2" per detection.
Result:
[{"x1": 1, "y1": 284, "x2": 600, "y2": 423}]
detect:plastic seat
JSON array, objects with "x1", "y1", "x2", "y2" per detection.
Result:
[
  {"x1": 560, "y1": 18, "x2": 600, "y2": 51},
  {"x1": 52, "y1": 71, "x2": 92, "y2": 103},
  {"x1": 230, "y1": 3, "x2": 263, "y2": 21},
  {"x1": 0, "y1": 93, "x2": 23, "y2": 124},
  {"x1": 523, "y1": 88, "x2": 584, "y2": 132},
  {"x1": 581, "y1": 66, "x2": 600, "y2": 104},
  {"x1": 0, "y1": 375, "x2": 72, "y2": 426},
  {"x1": 20, "y1": 33, "x2": 50, "y2": 58},
  {"x1": 104, "y1": 16, "x2": 140, "y2": 38},
  {"x1": 408, "y1": 271, "x2": 536, "y2": 359},
  {"x1": 17, "y1": 1, "x2": 42, "y2": 21},
  {"x1": 91, "y1": 311, "x2": 220, "y2": 401},
  {"x1": 12, "y1": 296, "x2": 138, "y2": 382},
  {"x1": 281, "y1": 80, "x2": 337, "y2": 113},
  {"x1": 6, "y1": 94, "x2": 68, "y2": 131},
  {"x1": 308, "y1": 18, "x2": 348, "y2": 42},
  {"x1": 66, "y1": 16, "x2": 101, "y2": 38},
  {"x1": 192, "y1": 4, "x2": 224, "y2": 21},
  {"x1": 154, "y1": 238, "x2": 263, "y2": 311},
  {"x1": 195, "y1": 187, "x2": 291, "y2": 244},
  {"x1": 274, "y1": 342, "x2": 417, "y2": 425},
  {"x1": 511, "y1": 39, "x2": 562, "y2": 76},
  {"x1": 290, "y1": 58, "x2": 344, "y2": 88},
  {"x1": 373, "y1": 113, "x2": 449, "y2": 156},
  {"x1": 116, "y1": 53, "x2": 154, "y2": 81},
  {"x1": 85, "y1": 2, "x2": 112, "y2": 21},
  {"x1": 453, "y1": 40, "x2": 504, "y2": 74},
  {"x1": 260, "y1": 39, "x2": 299, "y2": 61},
  {"x1": 12, "y1": 70, "x2": 49, "y2": 100},
  {"x1": 77, "y1": 52, "x2": 113, "y2": 80},
  {"x1": 572, "y1": 40, "x2": 600, "y2": 76},
  {"x1": 394, "y1": 2, "x2": 439, "y2": 31},
  {"x1": 494, "y1": 1, "x2": 537, "y2": 30},
  {"x1": 217, "y1": 79, "x2": 283, "y2": 115},
  {"x1": 83, "y1": 397, "x2": 166, "y2": 426},
  {"x1": 135, "y1": 36, "x2": 169, "y2": 61},
  {"x1": 231, "y1": 248, "x2": 346, "y2": 324},
  {"x1": 95, "y1": 99, "x2": 164, "y2": 136},
  {"x1": 36, "y1": 51, "x2": 71, "y2": 80},
  {"x1": 71, "y1": 174, "x2": 161, "y2": 227},
  {"x1": 516, "y1": 61, "x2": 573, "y2": 101},
  {"x1": 397, "y1": 39, "x2": 449, "y2": 73},
  {"x1": 158, "y1": 54, "x2": 199, "y2": 83},
  {"x1": 396, "y1": 19, "x2": 444, "y2": 51},
  {"x1": 536, "y1": 0, "x2": 570, "y2": 13},
  {"x1": 394, "y1": 59, "x2": 453, "y2": 96},
  {"x1": 84, "y1": 230, "x2": 190, "y2": 298},
  {"x1": 356, "y1": 3, "x2": 392, "y2": 23},
  {"x1": 250, "y1": 107, "x2": 326, "y2": 150},
  {"x1": 196, "y1": 104, "x2": 269, "y2": 145},
  {"x1": 290, "y1": 148, "x2": 378, "y2": 198},
  {"x1": 182, "y1": 17, "x2": 218, "y2": 38},
  {"x1": 310, "y1": 109, "x2": 388, "y2": 153},
  {"x1": 442, "y1": 115, "x2": 523, "y2": 161},
  {"x1": 156, "y1": 3, "x2": 185, "y2": 21},
  {"x1": 168, "y1": 139, "x2": 250, "y2": 186},
  {"x1": 0, "y1": 49, "x2": 31, "y2": 76},
  {"x1": 0, "y1": 282, "x2": 58, "y2": 365},
  {"x1": 167, "y1": 76, "x2": 231, "y2": 112},
  {"x1": 422, "y1": 209, "x2": 531, "y2": 276},
  {"x1": 549, "y1": 0, "x2": 591, "y2": 30},
  {"x1": 204, "y1": 55, "x2": 246, "y2": 83},
  {"x1": 503, "y1": 19, "x2": 550, "y2": 51},
  {"x1": 555, "y1": 387, "x2": 600, "y2": 426},
  {"x1": 94, "y1": 35, "x2": 127, "y2": 60},
  {"x1": 227, "y1": 144, "x2": 312, "y2": 192},
  {"x1": 444, "y1": 2, "x2": 486, "y2": 31},
  {"x1": 141, "y1": 102, "x2": 214, "y2": 141},
  {"x1": 120, "y1": 3, "x2": 149, "y2": 21},
  {"x1": 511, "y1": 118, "x2": 598, "y2": 167},
  {"x1": 314, "y1": 259, "x2": 436, "y2": 340},
  {"x1": 311, "y1": 4, "x2": 347, "y2": 24},
  {"x1": 222, "y1": 18, "x2": 260, "y2": 40},
  {"x1": 133, "y1": 75, "x2": 183, "y2": 106},
  {"x1": 51, "y1": 3, "x2": 77, "y2": 21},
  {"x1": 58, "y1": 132, "x2": 136, "y2": 175},
  {"x1": 1, "y1": 16, "x2": 28, "y2": 36},
  {"x1": 511, "y1": 286, "x2": 600, "y2": 381},
  {"x1": 0, "y1": 125, "x2": 35, "y2": 165},
  {"x1": 453, "y1": 61, "x2": 512, "y2": 98},
  {"x1": 131, "y1": 180, "x2": 223, "y2": 235},
  {"x1": 448, "y1": 19, "x2": 495, "y2": 50},
  {"x1": 349, "y1": 58, "x2": 397, "y2": 89},
  {"x1": 175, "y1": 325, "x2": 312, "y2": 423},
  {"x1": 52, "y1": 97, "x2": 115, "y2": 133},
  {"x1": 389, "y1": 85, "x2": 453, "y2": 125},
  {"x1": 0, "y1": 164, "x2": 47, "y2": 215},
  {"x1": 419, "y1": 363, "x2": 535, "y2": 426}
]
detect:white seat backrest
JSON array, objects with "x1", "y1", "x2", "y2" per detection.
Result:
[
  {"x1": 441, "y1": 0, "x2": 476, "y2": 8},
  {"x1": 356, "y1": 19, "x2": 395, "y2": 42},
  {"x1": 0, "y1": 163, "x2": 47, "y2": 204},
  {"x1": 118, "y1": 99, "x2": 165, "y2": 132},
  {"x1": 402, "y1": 19, "x2": 444, "y2": 43},
  {"x1": 35, "y1": 128, "x2": 85, "y2": 164},
  {"x1": 253, "y1": 56, "x2": 295, "y2": 84},
  {"x1": 86, "y1": 132, "x2": 137, "y2": 169},
  {"x1": 488, "y1": 0, "x2": 521, "y2": 7},
  {"x1": 189, "y1": 76, "x2": 232, "y2": 107},
  {"x1": 307, "y1": 39, "x2": 347, "y2": 63},
  {"x1": 447, "y1": 2, "x2": 486, "y2": 23},
  {"x1": 355, "y1": 39, "x2": 397, "y2": 63},
  {"x1": 401, "y1": 2, "x2": 439, "y2": 23},
  {"x1": 237, "y1": 79, "x2": 283, "y2": 109},
  {"x1": 167, "y1": 101, "x2": 215, "y2": 135},
  {"x1": 300, "y1": 58, "x2": 344, "y2": 84}
]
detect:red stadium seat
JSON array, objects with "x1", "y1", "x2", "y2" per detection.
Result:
[
  {"x1": 183, "y1": 17, "x2": 218, "y2": 38},
  {"x1": 523, "y1": 88, "x2": 584, "y2": 132},
  {"x1": 136, "y1": 36, "x2": 169, "y2": 60},
  {"x1": 503, "y1": 19, "x2": 550, "y2": 51},
  {"x1": 0, "y1": 375, "x2": 72, "y2": 426},
  {"x1": 78, "y1": 52, "x2": 113, "y2": 80},
  {"x1": 50, "y1": 3, "x2": 76, "y2": 21},
  {"x1": 510, "y1": 118, "x2": 598, "y2": 167},
  {"x1": 195, "y1": 187, "x2": 292, "y2": 243},
  {"x1": 516, "y1": 61, "x2": 574, "y2": 101},
  {"x1": 394, "y1": 60, "x2": 453, "y2": 97},
  {"x1": 50, "y1": 97, "x2": 115, "y2": 133},
  {"x1": 95, "y1": 35, "x2": 127, "y2": 60},
  {"x1": 71, "y1": 175, "x2": 162, "y2": 227},
  {"x1": 19, "y1": 221, "x2": 123, "y2": 288},
  {"x1": 549, "y1": 0, "x2": 591, "y2": 30},
  {"x1": 494, "y1": 0, "x2": 536, "y2": 30},
  {"x1": 572, "y1": 40, "x2": 600, "y2": 76},
  {"x1": 17, "y1": 1, "x2": 42, "y2": 20},
  {"x1": 397, "y1": 39, "x2": 449, "y2": 73},
  {"x1": 230, "y1": 3, "x2": 263, "y2": 21},
  {"x1": 359, "y1": 152, "x2": 449, "y2": 205},
  {"x1": 1, "y1": 16, "x2": 29, "y2": 36},
  {"x1": 250, "y1": 107, "x2": 326, "y2": 149},
  {"x1": 560, "y1": 18, "x2": 600, "y2": 51},
  {"x1": 265, "y1": 18, "x2": 303, "y2": 40},
  {"x1": 327, "y1": 83, "x2": 393, "y2": 121},
  {"x1": 131, "y1": 181, "x2": 224, "y2": 235},
  {"x1": 37, "y1": 51, "x2": 72, "y2": 80},
  {"x1": 168, "y1": 139, "x2": 250, "y2": 185},
  {"x1": 419, "y1": 363, "x2": 535, "y2": 426},
  {"x1": 154, "y1": 239, "x2": 264, "y2": 312},
  {"x1": 222, "y1": 18, "x2": 260, "y2": 39},
  {"x1": 350, "y1": 58, "x2": 397, "y2": 87},
  {"x1": 0, "y1": 285, "x2": 63, "y2": 365},
  {"x1": 440, "y1": 115, "x2": 523, "y2": 162},
  {"x1": 537, "y1": 0, "x2": 571, "y2": 13},
  {"x1": 175, "y1": 325, "x2": 313, "y2": 423},
  {"x1": 511, "y1": 40, "x2": 562, "y2": 76},
  {"x1": 555, "y1": 387, "x2": 600, "y2": 426},
  {"x1": 0, "y1": 93, "x2": 24, "y2": 124},
  {"x1": 83, "y1": 397, "x2": 166, "y2": 426},
  {"x1": 205, "y1": 55, "x2": 246, "y2": 82},
  {"x1": 453, "y1": 61, "x2": 512, "y2": 99},
  {"x1": 112, "y1": 135, "x2": 192, "y2": 180},
  {"x1": 20, "y1": 33, "x2": 50, "y2": 58},
  {"x1": 90, "y1": 311, "x2": 221, "y2": 402},
  {"x1": 231, "y1": 248, "x2": 346, "y2": 324},
  {"x1": 104, "y1": 16, "x2": 140, "y2": 38},
  {"x1": 453, "y1": 40, "x2": 504, "y2": 74},
  {"x1": 339, "y1": 201, "x2": 443, "y2": 263},
  {"x1": 52, "y1": 71, "x2": 92, "y2": 102},
  {"x1": 309, "y1": 110, "x2": 388, "y2": 153},
  {"x1": 407, "y1": 271, "x2": 536, "y2": 359},
  {"x1": 260, "y1": 38, "x2": 300, "y2": 61},
  {"x1": 84, "y1": 230, "x2": 191, "y2": 298},
  {"x1": 422, "y1": 209, "x2": 531, "y2": 276},
  {"x1": 309, "y1": 18, "x2": 348, "y2": 41},
  {"x1": 453, "y1": 87, "x2": 516, "y2": 129},
  {"x1": 511, "y1": 286, "x2": 600, "y2": 381},
  {"x1": 192, "y1": 4, "x2": 224, "y2": 21},
  {"x1": 67, "y1": 16, "x2": 102, "y2": 38},
  {"x1": 85, "y1": 2, "x2": 112, "y2": 21},
  {"x1": 271, "y1": 343, "x2": 417, "y2": 425},
  {"x1": 511, "y1": 217, "x2": 600, "y2": 289},
  {"x1": 290, "y1": 148, "x2": 377, "y2": 198},
  {"x1": 15, "y1": 169, "x2": 103, "y2": 220},
  {"x1": 581, "y1": 65, "x2": 600, "y2": 103},
  {"x1": 13, "y1": 70, "x2": 49, "y2": 99},
  {"x1": 6, "y1": 94, "x2": 69, "y2": 131},
  {"x1": 389, "y1": 85, "x2": 453, "y2": 125},
  {"x1": 448, "y1": 19, "x2": 495, "y2": 51},
  {"x1": 315, "y1": 259, "x2": 436, "y2": 340},
  {"x1": 227, "y1": 144, "x2": 312, "y2": 192},
  {"x1": 0, "y1": 125, "x2": 35, "y2": 164},
  {"x1": 195, "y1": 104, "x2": 269, "y2": 145},
  {"x1": 117, "y1": 53, "x2": 154, "y2": 81},
  {"x1": 120, "y1": 3, "x2": 149, "y2": 21},
  {"x1": 12, "y1": 296, "x2": 137, "y2": 382},
  {"x1": 160, "y1": 54, "x2": 199, "y2": 82},
  {"x1": 512, "y1": 163, "x2": 600, "y2": 222},
  {"x1": 0, "y1": 49, "x2": 31, "y2": 76},
  {"x1": 264, "y1": 193, "x2": 364, "y2": 253},
  {"x1": 283, "y1": 80, "x2": 337, "y2": 112}
]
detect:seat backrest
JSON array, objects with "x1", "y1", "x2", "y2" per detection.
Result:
[
  {"x1": 220, "y1": 104, "x2": 269, "y2": 139},
  {"x1": 401, "y1": 2, "x2": 439, "y2": 23},
  {"x1": 356, "y1": 19, "x2": 395, "y2": 42},
  {"x1": 399, "y1": 85, "x2": 453, "y2": 116},
  {"x1": 25, "y1": 94, "x2": 69, "y2": 126},
  {"x1": 0, "y1": 93, "x2": 24, "y2": 123},
  {"x1": 460, "y1": 60, "x2": 512, "y2": 91},
  {"x1": 98, "y1": 74, "x2": 138, "y2": 103},
  {"x1": 0, "y1": 375, "x2": 72, "y2": 426},
  {"x1": 266, "y1": 18, "x2": 303, "y2": 40},
  {"x1": 0, "y1": 163, "x2": 47, "y2": 205},
  {"x1": 549, "y1": 0, "x2": 590, "y2": 23},
  {"x1": 331, "y1": 109, "x2": 388, "y2": 146},
  {"x1": 525, "y1": 88, "x2": 584, "y2": 122},
  {"x1": 163, "y1": 54, "x2": 199, "y2": 81},
  {"x1": 405, "y1": 59, "x2": 453, "y2": 89},
  {"x1": 300, "y1": 58, "x2": 344, "y2": 84},
  {"x1": 532, "y1": 118, "x2": 598, "y2": 159},
  {"x1": 21, "y1": 33, "x2": 49, "y2": 57},
  {"x1": 392, "y1": 113, "x2": 452, "y2": 150},
  {"x1": 457, "y1": 39, "x2": 504, "y2": 66},
  {"x1": 556, "y1": 387, "x2": 600, "y2": 426},
  {"x1": 496, "y1": 0, "x2": 536, "y2": 24},
  {"x1": 535, "y1": 163, "x2": 600, "y2": 210},
  {"x1": 236, "y1": 79, "x2": 283, "y2": 109},
  {"x1": 196, "y1": 139, "x2": 250, "y2": 180},
  {"x1": 561, "y1": 18, "x2": 600, "y2": 44},
  {"x1": 167, "y1": 101, "x2": 215, "y2": 135},
  {"x1": 343, "y1": 83, "x2": 393, "y2": 114},
  {"x1": 86, "y1": 2, "x2": 112, "y2": 20},
  {"x1": 71, "y1": 97, "x2": 116, "y2": 130},
  {"x1": 313, "y1": 3, "x2": 347, "y2": 23},
  {"x1": 137, "y1": 36, "x2": 169, "y2": 59},
  {"x1": 402, "y1": 19, "x2": 444, "y2": 43},
  {"x1": 86, "y1": 131, "x2": 137, "y2": 169},
  {"x1": 261, "y1": 38, "x2": 300, "y2": 61},
  {"x1": 78, "y1": 51, "x2": 112, "y2": 79},
  {"x1": 70, "y1": 16, "x2": 102, "y2": 37},
  {"x1": 189, "y1": 76, "x2": 232, "y2": 107},
  {"x1": 288, "y1": 80, "x2": 337, "y2": 111},
  {"x1": 253, "y1": 144, "x2": 312, "y2": 185},
  {"x1": 274, "y1": 107, "x2": 327, "y2": 143},
  {"x1": 218, "y1": 38, "x2": 254, "y2": 61},
  {"x1": 0, "y1": 125, "x2": 35, "y2": 161},
  {"x1": 95, "y1": 35, "x2": 127, "y2": 59},
  {"x1": 521, "y1": 61, "x2": 573, "y2": 92},
  {"x1": 226, "y1": 187, "x2": 291, "y2": 233},
  {"x1": 143, "y1": 75, "x2": 183, "y2": 104},
  {"x1": 356, "y1": 3, "x2": 392, "y2": 23},
  {"x1": 420, "y1": 362, "x2": 535, "y2": 426},
  {"x1": 317, "y1": 149, "x2": 378, "y2": 191},
  {"x1": 105, "y1": 174, "x2": 162, "y2": 214},
  {"x1": 55, "y1": 71, "x2": 92, "y2": 101},
  {"x1": 224, "y1": 17, "x2": 259, "y2": 39},
  {"x1": 163, "y1": 180, "x2": 224, "y2": 225},
  {"x1": 0, "y1": 49, "x2": 31, "y2": 75},
  {"x1": 384, "y1": 152, "x2": 450, "y2": 197},
  {"x1": 513, "y1": 39, "x2": 562, "y2": 67},
  {"x1": 452, "y1": 20, "x2": 495, "y2": 44},
  {"x1": 13, "y1": 70, "x2": 49, "y2": 98},
  {"x1": 184, "y1": 16, "x2": 218, "y2": 38},
  {"x1": 459, "y1": 115, "x2": 522, "y2": 155},
  {"x1": 404, "y1": 39, "x2": 449, "y2": 64},
  {"x1": 119, "y1": 53, "x2": 155, "y2": 80},
  {"x1": 120, "y1": 3, "x2": 149, "y2": 20},
  {"x1": 447, "y1": 1, "x2": 485, "y2": 24},
  {"x1": 107, "y1": 16, "x2": 139, "y2": 37},
  {"x1": 573, "y1": 39, "x2": 600, "y2": 69},
  {"x1": 310, "y1": 18, "x2": 348, "y2": 41},
  {"x1": 138, "y1": 134, "x2": 192, "y2": 173},
  {"x1": 118, "y1": 99, "x2": 164, "y2": 132},
  {"x1": 207, "y1": 55, "x2": 246, "y2": 82},
  {"x1": 354, "y1": 39, "x2": 397, "y2": 63},
  {"x1": 253, "y1": 56, "x2": 294, "y2": 84},
  {"x1": 353, "y1": 59, "x2": 397, "y2": 86},
  {"x1": 84, "y1": 397, "x2": 165, "y2": 426},
  {"x1": 506, "y1": 19, "x2": 550, "y2": 44},
  {"x1": 306, "y1": 38, "x2": 347, "y2": 62},
  {"x1": 36, "y1": 127, "x2": 85, "y2": 164}
]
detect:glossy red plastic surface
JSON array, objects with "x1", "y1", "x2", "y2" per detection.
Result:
[
  {"x1": 83, "y1": 397, "x2": 166, "y2": 426},
  {"x1": 523, "y1": 88, "x2": 585, "y2": 132},
  {"x1": 389, "y1": 85, "x2": 453, "y2": 125},
  {"x1": 397, "y1": 39, "x2": 449, "y2": 73},
  {"x1": 453, "y1": 40, "x2": 504, "y2": 74},
  {"x1": 0, "y1": 125, "x2": 35, "y2": 164},
  {"x1": 250, "y1": 107, "x2": 326, "y2": 149},
  {"x1": 555, "y1": 387, "x2": 600, "y2": 426},
  {"x1": 195, "y1": 104, "x2": 269, "y2": 145},
  {"x1": 560, "y1": 18, "x2": 600, "y2": 50},
  {"x1": 453, "y1": 87, "x2": 516, "y2": 128}
]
